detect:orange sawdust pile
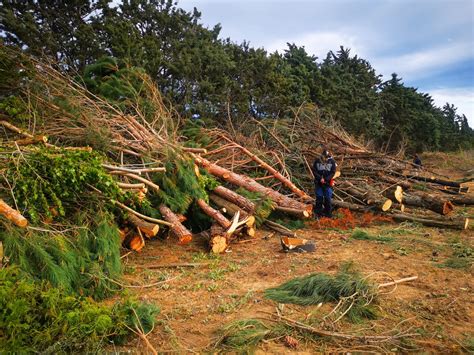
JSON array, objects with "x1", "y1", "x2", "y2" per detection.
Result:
[{"x1": 307, "y1": 208, "x2": 392, "y2": 230}]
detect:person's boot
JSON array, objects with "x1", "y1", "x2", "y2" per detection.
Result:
[
  {"x1": 323, "y1": 198, "x2": 333, "y2": 218},
  {"x1": 314, "y1": 197, "x2": 324, "y2": 217}
]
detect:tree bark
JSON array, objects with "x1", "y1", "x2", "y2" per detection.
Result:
[
  {"x1": 339, "y1": 182, "x2": 392, "y2": 211},
  {"x1": 197, "y1": 199, "x2": 231, "y2": 228},
  {"x1": 212, "y1": 185, "x2": 256, "y2": 212},
  {"x1": 128, "y1": 214, "x2": 159, "y2": 238},
  {"x1": 405, "y1": 174, "x2": 461, "y2": 188},
  {"x1": 403, "y1": 192, "x2": 454, "y2": 215},
  {"x1": 449, "y1": 195, "x2": 474, "y2": 206},
  {"x1": 333, "y1": 200, "x2": 374, "y2": 213},
  {"x1": 194, "y1": 155, "x2": 312, "y2": 216},
  {"x1": 390, "y1": 213, "x2": 469, "y2": 230},
  {"x1": 208, "y1": 224, "x2": 228, "y2": 253},
  {"x1": 209, "y1": 194, "x2": 256, "y2": 227},
  {"x1": 382, "y1": 185, "x2": 403, "y2": 203},
  {"x1": 159, "y1": 205, "x2": 192, "y2": 245},
  {"x1": 0, "y1": 199, "x2": 28, "y2": 227}
]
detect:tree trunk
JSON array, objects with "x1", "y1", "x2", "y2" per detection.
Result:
[
  {"x1": 209, "y1": 194, "x2": 256, "y2": 227},
  {"x1": 382, "y1": 185, "x2": 403, "y2": 203},
  {"x1": 449, "y1": 195, "x2": 474, "y2": 206},
  {"x1": 333, "y1": 200, "x2": 374, "y2": 213},
  {"x1": 274, "y1": 206, "x2": 311, "y2": 218},
  {"x1": 390, "y1": 213, "x2": 469, "y2": 230},
  {"x1": 403, "y1": 192, "x2": 454, "y2": 215},
  {"x1": 0, "y1": 199, "x2": 28, "y2": 227},
  {"x1": 159, "y1": 205, "x2": 192, "y2": 245},
  {"x1": 197, "y1": 199, "x2": 231, "y2": 228},
  {"x1": 194, "y1": 155, "x2": 312, "y2": 216},
  {"x1": 377, "y1": 173, "x2": 413, "y2": 190},
  {"x1": 264, "y1": 220, "x2": 296, "y2": 237},
  {"x1": 405, "y1": 174, "x2": 461, "y2": 188},
  {"x1": 128, "y1": 214, "x2": 159, "y2": 238},
  {"x1": 339, "y1": 182, "x2": 392, "y2": 211},
  {"x1": 212, "y1": 185, "x2": 256, "y2": 212},
  {"x1": 208, "y1": 224, "x2": 228, "y2": 253}
]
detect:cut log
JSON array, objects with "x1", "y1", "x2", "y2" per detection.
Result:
[
  {"x1": 377, "y1": 173, "x2": 413, "y2": 190},
  {"x1": 209, "y1": 194, "x2": 256, "y2": 227},
  {"x1": 390, "y1": 213, "x2": 469, "y2": 230},
  {"x1": 194, "y1": 155, "x2": 312, "y2": 216},
  {"x1": 212, "y1": 185, "x2": 256, "y2": 212},
  {"x1": 209, "y1": 223, "x2": 228, "y2": 253},
  {"x1": 382, "y1": 185, "x2": 403, "y2": 203},
  {"x1": 449, "y1": 195, "x2": 474, "y2": 206},
  {"x1": 183, "y1": 147, "x2": 208, "y2": 154},
  {"x1": 264, "y1": 220, "x2": 296, "y2": 237},
  {"x1": 275, "y1": 206, "x2": 311, "y2": 218},
  {"x1": 405, "y1": 174, "x2": 461, "y2": 188},
  {"x1": 110, "y1": 172, "x2": 160, "y2": 192},
  {"x1": 392, "y1": 203, "x2": 406, "y2": 213},
  {"x1": 159, "y1": 205, "x2": 193, "y2": 245},
  {"x1": 127, "y1": 233, "x2": 145, "y2": 251},
  {"x1": 333, "y1": 200, "x2": 373, "y2": 213},
  {"x1": 197, "y1": 199, "x2": 231, "y2": 228},
  {"x1": 403, "y1": 192, "x2": 454, "y2": 215},
  {"x1": 339, "y1": 182, "x2": 392, "y2": 211},
  {"x1": 128, "y1": 214, "x2": 159, "y2": 238},
  {"x1": 0, "y1": 199, "x2": 28, "y2": 228}
]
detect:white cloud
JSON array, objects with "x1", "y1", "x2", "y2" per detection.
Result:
[
  {"x1": 265, "y1": 31, "x2": 366, "y2": 59},
  {"x1": 372, "y1": 40, "x2": 474, "y2": 81},
  {"x1": 429, "y1": 88, "x2": 474, "y2": 126}
]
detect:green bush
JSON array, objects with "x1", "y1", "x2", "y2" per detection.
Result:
[{"x1": 0, "y1": 267, "x2": 159, "y2": 352}]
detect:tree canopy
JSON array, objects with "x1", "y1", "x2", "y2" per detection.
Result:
[{"x1": 1, "y1": 0, "x2": 473, "y2": 152}]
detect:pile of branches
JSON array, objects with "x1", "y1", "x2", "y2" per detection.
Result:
[
  {"x1": 190, "y1": 104, "x2": 472, "y2": 231},
  {"x1": 0, "y1": 47, "x2": 313, "y2": 266}
]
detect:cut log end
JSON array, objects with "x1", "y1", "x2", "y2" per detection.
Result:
[
  {"x1": 394, "y1": 186, "x2": 403, "y2": 203},
  {"x1": 381, "y1": 199, "x2": 393, "y2": 212},
  {"x1": 210, "y1": 236, "x2": 228, "y2": 253},
  {"x1": 178, "y1": 235, "x2": 193, "y2": 245},
  {"x1": 443, "y1": 201, "x2": 455, "y2": 215},
  {"x1": 129, "y1": 234, "x2": 145, "y2": 251},
  {"x1": 464, "y1": 218, "x2": 470, "y2": 230},
  {"x1": 0, "y1": 199, "x2": 28, "y2": 228}
]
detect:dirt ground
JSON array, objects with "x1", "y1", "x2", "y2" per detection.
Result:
[
  {"x1": 117, "y1": 152, "x2": 473, "y2": 353},
  {"x1": 116, "y1": 218, "x2": 473, "y2": 353}
]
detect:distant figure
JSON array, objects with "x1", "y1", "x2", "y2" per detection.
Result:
[
  {"x1": 312, "y1": 148, "x2": 337, "y2": 218},
  {"x1": 413, "y1": 154, "x2": 422, "y2": 168}
]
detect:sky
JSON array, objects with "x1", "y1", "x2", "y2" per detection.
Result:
[{"x1": 178, "y1": 0, "x2": 474, "y2": 126}]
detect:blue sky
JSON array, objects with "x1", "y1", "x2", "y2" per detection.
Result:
[{"x1": 178, "y1": 0, "x2": 474, "y2": 125}]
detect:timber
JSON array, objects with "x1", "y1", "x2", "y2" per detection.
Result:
[
  {"x1": 197, "y1": 199, "x2": 231, "y2": 228},
  {"x1": 209, "y1": 194, "x2": 256, "y2": 227},
  {"x1": 128, "y1": 214, "x2": 159, "y2": 238},
  {"x1": 15, "y1": 135, "x2": 48, "y2": 146},
  {"x1": 194, "y1": 155, "x2": 312, "y2": 215},
  {"x1": 212, "y1": 185, "x2": 256, "y2": 212},
  {"x1": 0, "y1": 199, "x2": 28, "y2": 227},
  {"x1": 159, "y1": 205, "x2": 193, "y2": 244},
  {"x1": 275, "y1": 205, "x2": 311, "y2": 218},
  {"x1": 403, "y1": 192, "x2": 454, "y2": 215},
  {"x1": 449, "y1": 195, "x2": 474, "y2": 206},
  {"x1": 382, "y1": 185, "x2": 403, "y2": 203},
  {"x1": 390, "y1": 213, "x2": 469, "y2": 230},
  {"x1": 209, "y1": 223, "x2": 228, "y2": 253},
  {"x1": 339, "y1": 182, "x2": 392, "y2": 211}
]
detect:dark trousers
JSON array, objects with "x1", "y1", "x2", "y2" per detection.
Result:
[{"x1": 315, "y1": 184, "x2": 333, "y2": 217}]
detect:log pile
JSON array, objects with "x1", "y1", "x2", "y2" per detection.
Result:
[{"x1": 193, "y1": 110, "x2": 472, "y2": 231}]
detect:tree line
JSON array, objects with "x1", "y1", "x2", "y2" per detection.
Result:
[{"x1": 1, "y1": 0, "x2": 473, "y2": 152}]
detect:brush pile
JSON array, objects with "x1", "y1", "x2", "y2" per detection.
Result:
[{"x1": 190, "y1": 105, "x2": 472, "y2": 231}]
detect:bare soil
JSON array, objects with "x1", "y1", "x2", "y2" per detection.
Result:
[{"x1": 117, "y1": 217, "x2": 473, "y2": 353}]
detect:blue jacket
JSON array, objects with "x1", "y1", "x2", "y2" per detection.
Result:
[{"x1": 312, "y1": 156, "x2": 336, "y2": 185}]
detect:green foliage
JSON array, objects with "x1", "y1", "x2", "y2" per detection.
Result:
[
  {"x1": 0, "y1": 95, "x2": 30, "y2": 123},
  {"x1": 4, "y1": 148, "x2": 122, "y2": 223},
  {"x1": 219, "y1": 319, "x2": 271, "y2": 349},
  {"x1": 351, "y1": 229, "x2": 395, "y2": 243},
  {"x1": 438, "y1": 240, "x2": 473, "y2": 270},
  {"x1": 235, "y1": 188, "x2": 275, "y2": 226},
  {"x1": 151, "y1": 153, "x2": 208, "y2": 214},
  {"x1": 265, "y1": 263, "x2": 378, "y2": 322},
  {"x1": 0, "y1": 267, "x2": 159, "y2": 352},
  {"x1": 1, "y1": 212, "x2": 122, "y2": 299}
]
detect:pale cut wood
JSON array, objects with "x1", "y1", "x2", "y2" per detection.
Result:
[
  {"x1": 0, "y1": 199, "x2": 28, "y2": 227},
  {"x1": 15, "y1": 135, "x2": 48, "y2": 146},
  {"x1": 209, "y1": 194, "x2": 255, "y2": 227},
  {"x1": 128, "y1": 214, "x2": 159, "y2": 238}
]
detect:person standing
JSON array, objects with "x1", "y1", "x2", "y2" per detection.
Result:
[
  {"x1": 413, "y1": 154, "x2": 422, "y2": 168},
  {"x1": 312, "y1": 148, "x2": 337, "y2": 218}
]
